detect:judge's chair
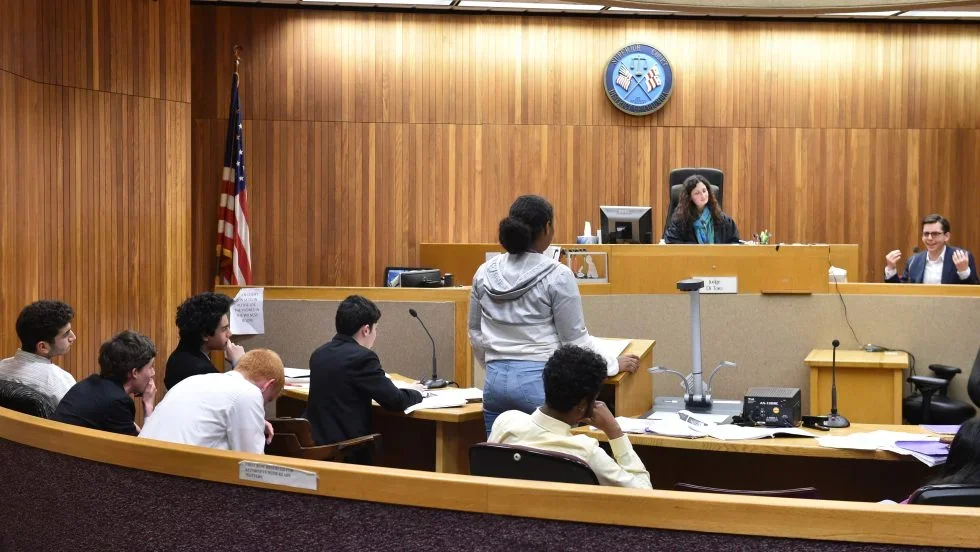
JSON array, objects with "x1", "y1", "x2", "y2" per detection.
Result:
[
  {"x1": 902, "y1": 348, "x2": 979, "y2": 425},
  {"x1": 469, "y1": 442, "x2": 599, "y2": 485},
  {"x1": 265, "y1": 417, "x2": 381, "y2": 463},
  {"x1": 663, "y1": 168, "x2": 724, "y2": 238},
  {"x1": 908, "y1": 484, "x2": 980, "y2": 507},
  {"x1": 0, "y1": 380, "x2": 54, "y2": 419}
]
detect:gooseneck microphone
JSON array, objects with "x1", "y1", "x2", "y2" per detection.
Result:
[
  {"x1": 824, "y1": 339, "x2": 850, "y2": 428},
  {"x1": 409, "y1": 308, "x2": 447, "y2": 389}
]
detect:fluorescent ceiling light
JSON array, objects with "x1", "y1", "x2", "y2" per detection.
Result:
[
  {"x1": 606, "y1": 6, "x2": 674, "y2": 12},
  {"x1": 823, "y1": 11, "x2": 899, "y2": 16},
  {"x1": 899, "y1": 10, "x2": 980, "y2": 17},
  {"x1": 303, "y1": 0, "x2": 452, "y2": 4},
  {"x1": 457, "y1": 1, "x2": 604, "y2": 10}
]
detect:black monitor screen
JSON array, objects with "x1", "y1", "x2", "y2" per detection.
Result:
[
  {"x1": 383, "y1": 266, "x2": 432, "y2": 287},
  {"x1": 396, "y1": 269, "x2": 442, "y2": 288},
  {"x1": 599, "y1": 206, "x2": 653, "y2": 244}
]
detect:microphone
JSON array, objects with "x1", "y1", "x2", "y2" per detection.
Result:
[
  {"x1": 409, "y1": 308, "x2": 447, "y2": 389},
  {"x1": 823, "y1": 339, "x2": 850, "y2": 428}
]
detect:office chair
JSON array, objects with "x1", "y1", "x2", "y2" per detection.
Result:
[
  {"x1": 903, "y1": 349, "x2": 978, "y2": 424},
  {"x1": 0, "y1": 380, "x2": 54, "y2": 419},
  {"x1": 674, "y1": 482, "x2": 818, "y2": 499},
  {"x1": 908, "y1": 484, "x2": 980, "y2": 507},
  {"x1": 265, "y1": 417, "x2": 381, "y2": 463},
  {"x1": 663, "y1": 168, "x2": 724, "y2": 238},
  {"x1": 469, "y1": 442, "x2": 599, "y2": 485}
]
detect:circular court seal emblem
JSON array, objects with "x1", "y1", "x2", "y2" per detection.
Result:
[{"x1": 603, "y1": 44, "x2": 673, "y2": 116}]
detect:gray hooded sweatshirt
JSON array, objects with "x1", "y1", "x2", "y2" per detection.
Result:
[{"x1": 468, "y1": 252, "x2": 618, "y2": 375}]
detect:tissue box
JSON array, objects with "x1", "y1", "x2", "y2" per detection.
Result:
[
  {"x1": 566, "y1": 251, "x2": 608, "y2": 284},
  {"x1": 828, "y1": 266, "x2": 847, "y2": 284}
]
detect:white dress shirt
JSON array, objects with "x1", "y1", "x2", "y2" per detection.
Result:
[
  {"x1": 139, "y1": 370, "x2": 266, "y2": 454},
  {"x1": 489, "y1": 409, "x2": 652, "y2": 489},
  {"x1": 0, "y1": 350, "x2": 76, "y2": 411}
]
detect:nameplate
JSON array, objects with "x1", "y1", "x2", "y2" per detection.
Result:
[
  {"x1": 693, "y1": 276, "x2": 738, "y2": 294},
  {"x1": 239, "y1": 461, "x2": 318, "y2": 491}
]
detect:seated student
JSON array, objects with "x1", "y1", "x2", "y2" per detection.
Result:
[
  {"x1": 51, "y1": 331, "x2": 157, "y2": 435},
  {"x1": 0, "y1": 300, "x2": 77, "y2": 412},
  {"x1": 164, "y1": 292, "x2": 246, "y2": 390},
  {"x1": 663, "y1": 174, "x2": 740, "y2": 244},
  {"x1": 307, "y1": 295, "x2": 424, "y2": 462},
  {"x1": 139, "y1": 349, "x2": 284, "y2": 454},
  {"x1": 895, "y1": 418, "x2": 980, "y2": 504},
  {"x1": 884, "y1": 214, "x2": 977, "y2": 284},
  {"x1": 489, "y1": 345, "x2": 652, "y2": 489}
]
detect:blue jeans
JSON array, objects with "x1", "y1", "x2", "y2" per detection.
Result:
[{"x1": 483, "y1": 359, "x2": 546, "y2": 437}]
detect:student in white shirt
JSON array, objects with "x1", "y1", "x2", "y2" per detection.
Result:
[
  {"x1": 139, "y1": 349, "x2": 284, "y2": 454},
  {"x1": 0, "y1": 300, "x2": 77, "y2": 411},
  {"x1": 884, "y1": 214, "x2": 977, "y2": 285},
  {"x1": 489, "y1": 345, "x2": 652, "y2": 489}
]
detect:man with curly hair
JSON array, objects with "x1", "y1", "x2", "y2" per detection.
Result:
[
  {"x1": 489, "y1": 345, "x2": 652, "y2": 489},
  {"x1": 164, "y1": 292, "x2": 244, "y2": 390},
  {"x1": 0, "y1": 300, "x2": 78, "y2": 411}
]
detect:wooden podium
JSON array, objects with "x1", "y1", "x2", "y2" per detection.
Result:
[
  {"x1": 600, "y1": 339, "x2": 656, "y2": 417},
  {"x1": 805, "y1": 349, "x2": 909, "y2": 424}
]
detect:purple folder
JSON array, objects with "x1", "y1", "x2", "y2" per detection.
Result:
[
  {"x1": 895, "y1": 440, "x2": 950, "y2": 457},
  {"x1": 921, "y1": 424, "x2": 960, "y2": 435}
]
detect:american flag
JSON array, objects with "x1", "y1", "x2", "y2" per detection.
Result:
[
  {"x1": 215, "y1": 71, "x2": 252, "y2": 285},
  {"x1": 644, "y1": 66, "x2": 662, "y2": 93},
  {"x1": 615, "y1": 65, "x2": 633, "y2": 92}
]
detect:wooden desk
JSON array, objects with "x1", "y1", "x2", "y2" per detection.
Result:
[
  {"x1": 575, "y1": 423, "x2": 935, "y2": 501},
  {"x1": 805, "y1": 349, "x2": 909, "y2": 424}
]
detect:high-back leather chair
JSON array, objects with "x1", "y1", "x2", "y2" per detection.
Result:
[
  {"x1": 469, "y1": 442, "x2": 599, "y2": 485},
  {"x1": 0, "y1": 380, "x2": 54, "y2": 419},
  {"x1": 663, "y1": 168, "x2": 724, "y2": 238},
  {"x1": 903, "y1": 350, "x2": 978, "y2": 424},
  {"x1": 265, "y1": 417, "x2": 381, "y2": 463},
  {"x1": 908, "y1": 484, "x2": 980, "y2": 507},
  {"x1": 674, "y1": 482, "x2": 818, "y2": 499}
]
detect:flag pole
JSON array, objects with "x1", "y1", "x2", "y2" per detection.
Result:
[{"x1": 215, "y1": 45, "x2": 245, "y2": 288}]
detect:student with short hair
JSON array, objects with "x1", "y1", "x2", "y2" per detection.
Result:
[
  {"x1": 0, "y1": 300, "x2": 78, "y2": 411},
  {"x1": 140, "y1": 349, "x2": 284, "y2": 454},
  {"x1": 306, "y1": 295, "x2": 423, "y2": 461},
  {"x1": 489, "y1": 345, "x2": 652, "y2": 489},
  {"x1": 164, "y1": 292, "x2": 246, "y2": 390},
  {"x1": 52, "y1": 331, "x2": 157, "y2": 435}
]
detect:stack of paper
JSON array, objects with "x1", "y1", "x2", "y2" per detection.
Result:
[
  {"x1": 695, "y1": 424, "x2": 815, "y2": 441},
  {"x1": 284, "y1": 367, "x2": 311, "y2": 387},
  {"x1": 895, "y1": 441, "x2": 949, "y2": 468},
  {"x1": 430, "y1": 387, "x2": 483, "y2": 402},
  {"x1": 592, "y1": 337, "x2": 631, "y2": 360},
  {"x1": 817, "y1": 430, "x2": 943, "y2": 466},
  {"x1": 404, "y1": 395, "x2": 467, "y2": 414}
]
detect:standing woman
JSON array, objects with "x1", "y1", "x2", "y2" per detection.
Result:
[
  {"x1": 663, "y1": 175, "x2": 740, "y2": 244},
  {"x1": 469, "y1": 195, "x2": 639, "y2": 435}
]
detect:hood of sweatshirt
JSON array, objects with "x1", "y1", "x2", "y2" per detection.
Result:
[{"x1": 483, "y1": 253, "x2": 561, "y2": 301}]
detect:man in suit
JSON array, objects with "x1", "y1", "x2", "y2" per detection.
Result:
[
  {"x1": 52, "y1": 331, "x2": 157, "y2": 435},
  {"x1": 885, "y1": 214, "x2": 978, "y2": 285},
  {"x1": 164, "y1": 292, "x2": 245, "y2": 390},
  {"x1": 306, "y1": 295, "x2": 424, "y2": 463}
]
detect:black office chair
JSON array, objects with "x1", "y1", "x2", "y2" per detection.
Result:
[
  {"x1": 674, "y1": 482, "x2": 818, "y2": 499},
  {"x1": 469, "y1": 442, "x2": 599, "y2": 485},
  {"x1": 903, "y1": 349, "x2": 978, "y2": 425},
  {"x1": 265, "y1": 417, "x2": 382, "y2": 463},
  {"x1": 663, "y1": 168, "x2": 724, "y2": 238},
  {"x1": 908, "y1": 484, "x2": 980, "y2": 507},
  {"x1": 0, "y1": 380, "x2": 54, "y2": 419}
]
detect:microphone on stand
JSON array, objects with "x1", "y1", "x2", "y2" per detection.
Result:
[
  {"x1": 823, "y1": 339, "x2": 850, "y2": 428},
  {"x1": 409, "y1": 308, "x2": 447, "y2": 389}
]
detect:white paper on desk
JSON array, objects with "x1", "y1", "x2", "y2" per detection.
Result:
[
  {"x1": 591, "y1": 337, "x2": 631, "y2": 360},
  {"x1": 817, "y1": 430, "x2": 938, "y2": 451},
  {"x1": 404, "y1": 395, "x2": 467, "y2": 414},
  {"x1": 696, "y1": 425, "x2": 816, "y2": 441},
  {"x1": 613, "y1": 417, "x2": 703, "y2": 438},
  {"x1": 430, "y1": 387, "x2": 483, "y2": 402},
  {"x1": 283, "y1": 367, "x2": 310, "y2": 387},
  {"x1": 230, "y1": 288, "x2": 264, "y2": 335}
]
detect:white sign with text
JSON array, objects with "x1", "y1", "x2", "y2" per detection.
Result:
[
  {"x1": 230, "y1": 287, "x2": 265, "y2": 335},
  {"x1": 693, "y1": 276, "x2": 738, "y2": 294},
  {"x1": 239, "y1": 461, "x2": 317, "y2": 491}
]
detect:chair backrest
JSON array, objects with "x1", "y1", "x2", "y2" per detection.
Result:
[
  {"x1": 469, "y1": 442, "x2": 599, "y2": 485},
  {"x1": 269, "y1": 417, "x2": 316, "y2": 447},
  {"x1": 967, "y1": 347, "x2": 980, "y2": 408},
  {"x1": 664, "y1": 168, "x2": 724, "y2": 237},
  {"x1": 674, "y1": 482, "x2": 818, "y2": 499},
  {"x1": 0, "y1": 380, "x2": 54, "y2": 419},
  {"x1": 908, "y1": 484, "x2": 980, "y2": 507}
]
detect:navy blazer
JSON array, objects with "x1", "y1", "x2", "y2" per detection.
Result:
[{"x1": 885, "y1": 247, "x2": 978, "y2": 285}]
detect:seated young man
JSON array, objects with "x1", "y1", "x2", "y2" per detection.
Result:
[
  {"x1": 139, "y1": 349, "x2": 284, "y2": 454},
  {"x1": 0, "y1": 300, "x2": 78, "y2": 411},
  {"x1": 306, "y1": 295, "x2": 424, "y2": 461},
  {"x1": 489, "y1": 345, "x2": 652, "y2": 489},
  {"x1": 164, "y1": 292, "x2": 245, "y2": 390},
  {"x1": 51, "y1": 331, "x2": 157, "y2": 435}
]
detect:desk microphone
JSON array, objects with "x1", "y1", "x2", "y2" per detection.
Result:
[
  {"x1": 409, "y1": 308, "x2": 447, "y2": 389},
  {"x1": 823, "y1": 339, "x2": 850, "y2": 428}
]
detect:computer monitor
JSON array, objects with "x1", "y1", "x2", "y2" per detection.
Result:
[
  {"x1": 599, "y1": 206, "x2": 653, "y2": 244},
  {"x1": 383, "y1": 266, "x2": 433, "y2": 287},
  {"x1": 395, "y1": 269, "x2": 443, "y2": 288}
]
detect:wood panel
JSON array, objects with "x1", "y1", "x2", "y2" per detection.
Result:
[
  {"x1": 0, "y1": 0, "x2": 191, "y2": 407},
  {"x1": 190, "y1": 6, "x2": 980, "y2": 290}
]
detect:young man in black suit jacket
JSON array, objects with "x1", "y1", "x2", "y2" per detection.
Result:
[
  {"x1": 306, "y1": 295, "x2": 424, "y2": 462},
  {"x1": 52, "y1": 331, "x2": 157, "y2": 435},
  {"x1": 164, "y1": 292, "x2": 246, "y2": 391}
]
